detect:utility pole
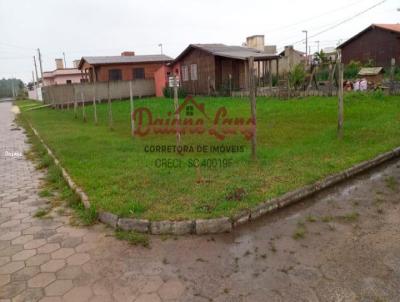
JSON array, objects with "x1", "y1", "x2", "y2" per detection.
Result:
[
  {"x1": 173, "y1": 74, "x2": 181, "y2": 146},
  {"x1": 33, "y1": 56, "x2": 39, "y2": 87},
  {"x1": 337, "y1": 50, "x2": 344, "y2": 139},
  {"x1": 37, "y1": 48, "x2": 44, "y2": 81},
  {"x1": 11, "y1": 77, "x2": 15, "y2": 98},
  {"x1": 315, "y1": 40, "x2": 320, "y2": 53},
  {"x1": 63, "y1": 52, "x2": 67, "y2": 68},
  {"x1": 302, "y1": 30, "x2": 308, "y2": 64},
  {"x1": 248, "y1": 57, "x2": 257, "y2": 160}
]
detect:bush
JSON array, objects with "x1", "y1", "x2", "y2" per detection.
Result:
[
  {"x1": 288, "y1": 63, "x2": 306, "y2": 90},
  {"x1": 344, "y1": 60, "x2": 362, "y2": 79},
  {"x1": 163, "y1": 86, "x2": 187, "y2": 98}
]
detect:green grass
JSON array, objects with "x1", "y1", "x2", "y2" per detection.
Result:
[
  {"x1": 114, "y1": 229, "x2": 149, "y2": 247},
  {"x1": 17, "y1": 93, "x2": 400, "y2": 220},
  {"x1": 17, "y1": 115, "x2": 98, "y2": 226}
]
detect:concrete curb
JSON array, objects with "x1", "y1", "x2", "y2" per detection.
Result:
[{"x1": 24, "y1": 119, "x2": 400, "y2": 235}]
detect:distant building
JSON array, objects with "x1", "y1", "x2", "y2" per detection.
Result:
[
  {"x1": 42, "y1": 59, "x2": 82, "y2": 86},
  {"x1": 322, "y1": 47, "x2": 337, "y2": 62},
  {"x1": 274, "y1": 46, "x2": 306, "y2": 74},
  {"x1": 78, "y1": 51, "x2": 173, "y2": 82},
  {"x1": 338, "y1": 24, "x2": 400, "y2": 67}
]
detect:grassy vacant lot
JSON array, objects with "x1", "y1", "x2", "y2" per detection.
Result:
[{"x1": 18, "y1": 93, "x2": 400, "y2": 220}]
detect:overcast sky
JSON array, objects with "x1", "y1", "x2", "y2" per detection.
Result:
[{"x1": 0, "y1": 0, "x2": 398, "y2": 82}]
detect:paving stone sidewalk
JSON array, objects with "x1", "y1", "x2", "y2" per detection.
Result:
[{"x1": 1, "y1": 101, "x2": 400, "y2": 301}]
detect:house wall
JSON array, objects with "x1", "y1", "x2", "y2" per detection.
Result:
[
  {"x1": 42, "y1": 79, "x2": 155, "y2": 104},
  {"x1": 178, "y1": 48, "x2": 216, "y2": 95},
  {"x1": 271, "y1": 48, "x2": 305, "y2": 75},
  {"x1": 215, "y1": 57, "x2": 246, "y2": 91},
  {"x1": 45, "y1": 74, "x2": 82, "y2": 85},
  {"x1": 95, "y1": 63, "x2": 165, "y2": 82},
  {"x1": 341, "y1": 27, "x2": 400, "y2": 67}
]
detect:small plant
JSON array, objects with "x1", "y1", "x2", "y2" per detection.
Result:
[
  {"x1": 321, "y1": 216, "x2": 333, "y2": 223},
  {"x1": 36, "y1": 154, "x2": 52, "y2": 170},
  {"x1": 341, "y1": 212, "x2": 359, "y2": 222},
  {"x1": 292, "y1": 226, "x2": 306, "y2": 240},
  {"x1": 115, "y1": 229, "x2": 149, "y2": 248},
  {"x1": 38, "y1": 189, "x2": 53, "y2": 198},
  {"x1": 306, "y1": 215, "x2": 317, "y2": 222},
  {"x1": 33, "y1": 208, "x2": 50, "y2": 218},
  {"x1": 385, "y1": 176, "x2": 397, "y2": 191},
  {"x1": 70, "y1": 203, "x2": 98, "y2": 226}
]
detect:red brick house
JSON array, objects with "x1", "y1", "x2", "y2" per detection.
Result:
[
  {"x1": 338, "y1": 24, "x2": 400, "y2": 68},
  {"x1": 78, "y1": 52, "x2": 173, "y2": 82}
]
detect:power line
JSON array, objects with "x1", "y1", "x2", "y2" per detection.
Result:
[{"x1": 289, "y1": 0, "x2": 387, "y2": 46}]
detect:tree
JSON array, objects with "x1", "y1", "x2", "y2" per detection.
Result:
[
  {"x1": 0, "y1": 78, "x2": 24, "y2": 98},
  {"x1": 313, "y1": 50, "x2": 328, "y2": 65}
]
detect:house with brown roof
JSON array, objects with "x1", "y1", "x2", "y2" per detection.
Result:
[
  {"x1": 338, "y1": 24, "x2": 400, "y2": 68},
  {"x1": 78, "y1": 51, "x2": 173, "y2": 82},
  {"x1": 172, "y1": 44, "x2": 279, "y2": 95}
]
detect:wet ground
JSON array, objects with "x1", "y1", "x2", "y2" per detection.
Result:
[{"x1": 1, "y1": 101, "x2": 400, "y2": 301}]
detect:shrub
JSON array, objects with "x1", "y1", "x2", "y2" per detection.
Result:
[
  {"x1": 288, "y1": 63, "x2": 306, "y2": 90},
  {"x1": 344, "y1": 60, "x2": 362, "y2": 79},
  {"x1": 163, "y1": 86, "x2": 187, "y2": 98}
]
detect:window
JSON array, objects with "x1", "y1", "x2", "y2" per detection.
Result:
[
  {"x1": 66, "y1": 80, "x2": 72, "y2": 84},
  {"x1": 108, "y1": 69, "x2": 122, "y2": 81},
  {"x1": 133, "y1": 68, "x2": 145, "y2": 79},
  {"x1": 190, "y1": 64, "x2": 198, "y2": 81},
  {"x1": 181, "y1": 65, "x2": 189, "y2": 82},
  {"x1": 186, "y1": 105, "x2": 194, "y2": 116},
  {"x1": 80, "y1": 79, "x2": 87, "y2": 83}
]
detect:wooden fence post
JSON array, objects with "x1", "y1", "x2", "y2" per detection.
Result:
[
  {"x1": 129, "y1": 81, "x2": 135, "y2": 137},
  {"x1": 337, "y1": 60, "x2": 344, "y2": 139},
  {"x1": 81, "y1": 90, "x2": 86, "y2": 123},
  {"x1": 248, "y1": 57, "x2": 257, "y2": 160},
  {"x1": 173, "y1": 75, "x2": 181, "y2": 146},
  {"x1": 107, "y1": 81, "x2": 113, "y2": 130},
  {"x1": 73, "y1": 86, "x2": 77, "y2": 119},
  {"x1": 390, "y1": 58, "x2": 395, "y2": 95},
  {"x1": 93, "y1": 84, "x2": 98, "y2": 125}
]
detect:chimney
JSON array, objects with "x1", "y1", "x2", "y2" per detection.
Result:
[
  {"x1": 55, "y1": 58, "x2": 64, "y2": 69},
  {"x1": 121, "y1": 51, "x2": 135, "y2": 56},
  {"x1": 246, "y1": 35, "x2": 265, "y2": 52},
  {"x1": 73, "y1": 60, "x2": 80, "y2": 68}
]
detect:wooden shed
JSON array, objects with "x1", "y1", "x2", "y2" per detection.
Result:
[
  {"x1": 358, "y1": 67, "x2": 384, "y2": 85},
  {"x1": 172, "y1": 44, "x2": 279, "y2": 95}
]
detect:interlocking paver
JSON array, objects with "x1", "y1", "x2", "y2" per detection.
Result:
[
  {"x1": 24, "y1": 239, "x2": 46, "y2": 249},
  {"x1": 26, "y1": 254, "x2": 51, "y2": 267},
  {"x1": 28, "y1": 273, "x2": 56, "y2": 288},
  {"x1": 66, "y1": 253, "x2": 90, "y2": 266},
  {"x1": 12, "y1": 249, "x2": 36, "y2": 261},
  {"x1": 51, "y1": 248, "x2": 74, "y2": 260},
  {"x1": 0, "y1": 280, "x2": 26, "y2": 299},
  {"x1": 44, "y1": 279, "x2": 73, "y2": 296},
  {"x1": 11, "y1": 235, "x2": 34, "y2": 245},
  {"x1": 0, "y1": 274, "x2": 10, "y2": 286},
  {"x1": 40, "y1": 260, "x2": 66, "y2": 273},
  {"x1": 37, "y1": 243, "x2": 60, "y2": 254},
  {"x1": 11, "y1": 266, "x2": 40, "y2": 281},
  {"x1": 0, "y1": 261, "x2": 24, "y2": 274},
  {"x1": 63, "y1": 286, "x2": 93, "y2": 302}
]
